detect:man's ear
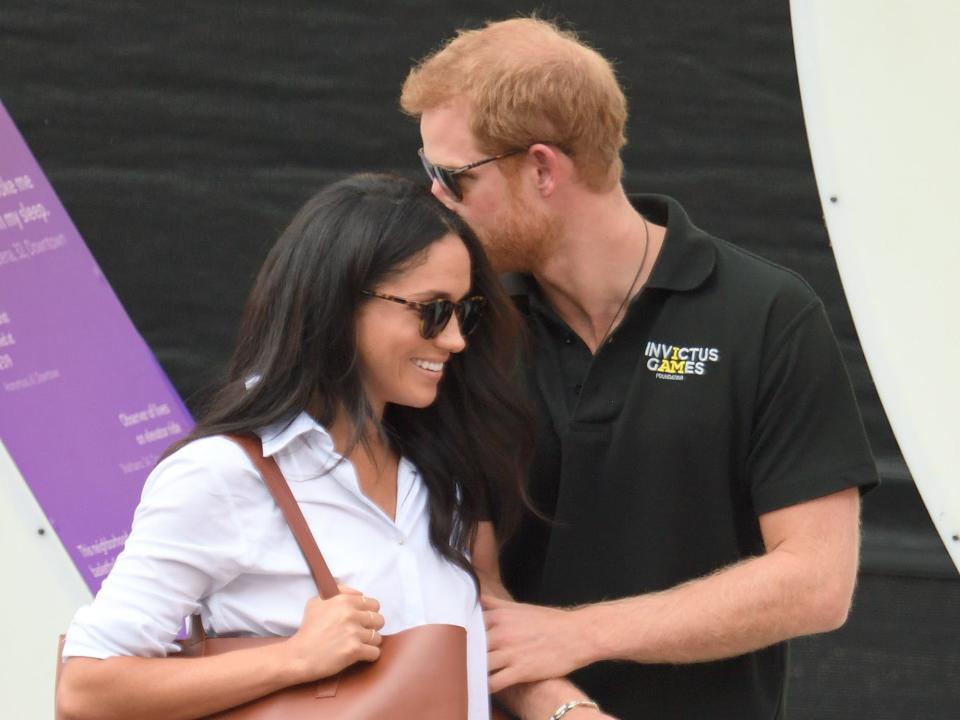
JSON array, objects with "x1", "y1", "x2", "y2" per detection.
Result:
[{"x1": 528, "y1": 143, "x2": 564, "y2": 198}]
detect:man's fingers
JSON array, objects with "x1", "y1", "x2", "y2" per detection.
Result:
[
  {"x1": 486, "y1": 649, "x2": 508, "y2": 673},
  {"x1": 488, "y1": 667, "x2": 518, "y2": 694},
  {"x1": 490, "y1": 662, "x2": 551, "y2": 692},
  {"x1": 485, "y1": 625, "x2": 504, "y2": 651},
  {"x1": 480, "y1": 594, "x2": 510, "y2": 610}
]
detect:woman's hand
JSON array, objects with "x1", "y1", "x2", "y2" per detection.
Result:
[
  {"x1": 57, "y1": 586, "x2": 386, "y2": 720},
  {"x1": 283, "y1": 585, "x2": 385, "y2": 683}
]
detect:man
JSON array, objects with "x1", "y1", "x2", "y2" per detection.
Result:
[{"x1": 402, "y1": 17, "x2": 877, "y2": 719}]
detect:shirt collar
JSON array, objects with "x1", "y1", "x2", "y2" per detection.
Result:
[
  {"x1": 257, "y1": 411, "x2": 337, "y2": 458},
  {"x1": 503, "y1": 193, "x2": 716, "y2": 304},
  {"x1": 634, "y1": 193, "x2": 716, "y2": 292}
]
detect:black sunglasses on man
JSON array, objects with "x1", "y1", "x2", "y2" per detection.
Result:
[{"x1": 417, "y1": 147, "x2": 525, "y2": 201}]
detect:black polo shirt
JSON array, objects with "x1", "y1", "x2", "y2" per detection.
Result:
[{"x1": 500, "y1": 194, "x2": 877, "y2": 720}]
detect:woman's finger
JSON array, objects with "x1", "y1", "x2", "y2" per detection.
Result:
[
  {"x1": 360, "y1": 609, "x2": 386, "y2": 629},
  {"x1": 358, "y1": 644, "x2": 381, "y2": 663},
  {"x1": 359, "y1": 595, "x2": 381, "y2": 612}
]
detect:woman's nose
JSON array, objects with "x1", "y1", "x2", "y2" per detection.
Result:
[{"x1": 434, "y1": 313, "x2": 467, "y2": 353}]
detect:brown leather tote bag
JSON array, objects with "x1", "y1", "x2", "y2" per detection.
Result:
[{"x1": 56, "y1": 434, "x2": 468, "y2": 720}]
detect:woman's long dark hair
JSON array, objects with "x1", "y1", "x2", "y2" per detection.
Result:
[{"x1": 169, "y1": 173, "x2": 530, "y2": 584}]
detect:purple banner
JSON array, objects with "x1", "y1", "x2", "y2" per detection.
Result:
[{"x1": 0, "y1": 102, "x2": 193, "y2": 592}]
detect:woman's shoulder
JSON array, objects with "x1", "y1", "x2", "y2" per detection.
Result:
[
  {"x1": 142, "y1": 435, "x2": 267, "y2": 506},
  {"x1": 162, "y1": 434, "x2": 254, "y2": 466}
]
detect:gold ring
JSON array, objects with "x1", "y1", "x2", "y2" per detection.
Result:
[{"x1": 369, "y1": 628, "x2": 376, "y2": 643}]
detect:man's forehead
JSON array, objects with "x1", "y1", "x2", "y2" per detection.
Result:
[{"x1": 419, "y1": 98, "x2": 481, "y2": 164}]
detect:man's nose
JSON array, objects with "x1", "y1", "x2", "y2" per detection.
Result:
[{"x1": 429, "y1": 179, "x2": 457, "y2": 211}]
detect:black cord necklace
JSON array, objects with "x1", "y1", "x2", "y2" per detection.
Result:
[{"x1": 598, "y1": 215, "x2": 650, "y2": 348}]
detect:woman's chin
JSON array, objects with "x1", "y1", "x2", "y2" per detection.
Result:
[{"x1": 389, "y1": 389, "x2": 440, "y2": 410}]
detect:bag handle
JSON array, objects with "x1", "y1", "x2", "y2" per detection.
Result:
[{"x1": 228, "y1": 433, "x2": 341, "y2": 599}]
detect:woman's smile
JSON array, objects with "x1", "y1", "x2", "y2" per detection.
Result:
[{"x1": 412, "y1": 357, "x2": 446, "y2": 375}]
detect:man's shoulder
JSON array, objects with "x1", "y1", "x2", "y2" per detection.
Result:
[
  {"x1": 710, "y1": 235, "x2": 819, "y2": 306},
  {"x1": 631, "y1": 193, "x2": 818, "y2": 306}
]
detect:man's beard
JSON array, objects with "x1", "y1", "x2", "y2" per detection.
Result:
[{"x1": 476, "y1": 190, "x2": 560, "y2": 274}]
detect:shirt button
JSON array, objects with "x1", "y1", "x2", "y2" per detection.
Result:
[
  {"x1": 397, "y1": 536, "x2": 405, "y2": 545},
  {"x1": 564, "y1": 335, "x2": 574, "y2": 345}
]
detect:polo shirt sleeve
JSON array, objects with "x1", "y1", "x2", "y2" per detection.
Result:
[
  {"x1": 62, "y1": 438, "x2": 256, "y2": 659},
  {"x1": 747, "y1": 297, "x2": 878, "y2": 514}
]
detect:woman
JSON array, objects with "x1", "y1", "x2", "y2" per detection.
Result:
[{"x1": 57, "y1": 174, "x2": 529, "y2": 720}]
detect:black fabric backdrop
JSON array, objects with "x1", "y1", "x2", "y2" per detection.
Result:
[{"x1": 2, "y1": 1, "x2": 958, "y2": 715}]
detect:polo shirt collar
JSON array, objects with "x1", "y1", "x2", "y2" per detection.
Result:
[
  {"x1": 635, "y1": 194, "x2": 716, "y2": 292},
  {"x1": 503, "y1": 193, "x2": 716, "y2": 303},
  {"x1": 258, "y1": 410, "x2": 337, "y2": 458}
]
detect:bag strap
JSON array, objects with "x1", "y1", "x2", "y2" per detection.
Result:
[
  {"x1": 187, "y1": 432, "x2": 341, "y2": 645},
  {"x1": 228, "y1": 433, "x2": 341, "y2": 600}
]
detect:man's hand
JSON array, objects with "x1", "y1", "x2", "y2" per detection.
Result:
[{"x1": 483, "y1": 595, "x2": 595, "y2": 692}]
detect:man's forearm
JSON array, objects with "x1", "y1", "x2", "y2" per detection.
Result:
[
  {"x1": 484, "y1": 487, "x2": 860, "y2": 689},
  {"x1": 577, "y1": 490, "x2": 860, "y2": 665},
  {"x1": 577, "y1": 546, "x2": 853, "y2": 666}
]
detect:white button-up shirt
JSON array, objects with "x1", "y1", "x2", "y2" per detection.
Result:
[{"x1": 64, "y1": 412, "x2": 489, "y2": 719}]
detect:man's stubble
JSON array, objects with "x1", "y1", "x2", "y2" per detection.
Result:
[{"x1": 475, "y1": 175, "x2": 561, "y2": 274}]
